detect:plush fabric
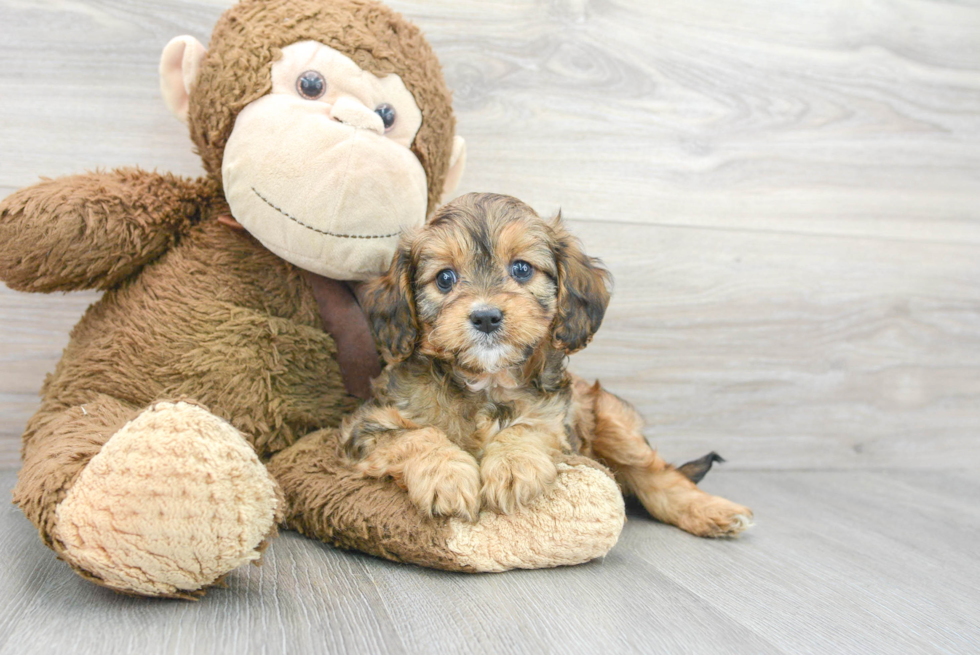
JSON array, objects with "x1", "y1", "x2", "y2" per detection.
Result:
[
  {"x1": 222, "y1": 90, "x2": 429, "y2": 279},
  {"x1": 0, "y1": 169, "x2": 205, "y2": 293},
  {"x1": 267, "y1": 430, "x2": 624, "y2": 572},
  {"x1": 56, "y1": 402, "x2": 281, "y2": 598},
  {"x1": 445, "y1": 461, "x2": 626, "y2": 572}
]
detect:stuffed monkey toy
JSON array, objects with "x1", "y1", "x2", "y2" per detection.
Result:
[{"x1": 0, "y1": 0, "x2": 626, "y2": 599}]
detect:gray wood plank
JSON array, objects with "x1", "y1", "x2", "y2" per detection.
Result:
[
  {"x1": 431, "y1": 0, "x2": 980, "y2": 244},
  {"x1": 566, "y1": 218, "x2": 980, "y2": 470},
  {"x1": 5, "y1": 1, "x2": 977, "y2": 242},
  {"x1": 638, "y1": 471, "x2": 980, "y2": 654},
  {"x1": 0, "y1": 289, "x2": 103, "y2": 468},
  {"x1": 2, "y1": 470, "x2": 978, "y2": 654}
]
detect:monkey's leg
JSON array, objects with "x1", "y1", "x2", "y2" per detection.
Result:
[
  {"x1": 13, "y1": 395, "x2": 281, "y2": 598},
  {"x1": 268, "y1": 429, "x2": 627, "y2": 572},
  {"x1": 584, "y1": 383, "x2": 753, "y2": 538}
]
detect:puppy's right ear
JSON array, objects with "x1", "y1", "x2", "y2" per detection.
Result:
[{"x1": 360, "y1": 244, "x2": 417, "y2": 364}]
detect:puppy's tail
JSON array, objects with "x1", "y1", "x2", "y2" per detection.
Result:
[{"x1": 677, "y1": 452, "x2": 725, "y2": 484}]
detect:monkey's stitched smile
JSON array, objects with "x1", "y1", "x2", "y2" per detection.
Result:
[{"x1": 251, "y1": 187, "x2": 401, "y2": 240}]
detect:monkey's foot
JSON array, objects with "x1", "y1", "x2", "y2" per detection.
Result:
[
  {"x1": 54, "y1": 402, "x2": 280, "y2": 598},
  {"x1": 446, "y1": 459, "x2": 625, "y2": 571}
]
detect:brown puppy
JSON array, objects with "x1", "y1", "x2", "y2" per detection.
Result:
[{"x1": 343, "y1": 193, "x2": 753, "y2": 537}]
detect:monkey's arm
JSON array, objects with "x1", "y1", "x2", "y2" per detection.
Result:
[{"x1": 0, "y1": 168, "x2": 202, "y2": 292}]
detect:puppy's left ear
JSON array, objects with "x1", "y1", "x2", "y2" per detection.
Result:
[
  {"x1": 551, "y1": 213, "x2": 613, "y2": 354},
  {"x1": 360, "y1": 242, "x2": 418, "y2": 364}
]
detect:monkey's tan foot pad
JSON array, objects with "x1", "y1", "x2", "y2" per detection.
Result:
[
  {"x1": 445, "y1": 460, "x2": 626, "y2": 571},
  {"x1": 54, "y1": 401, "x2": 279, "y2": 597}
]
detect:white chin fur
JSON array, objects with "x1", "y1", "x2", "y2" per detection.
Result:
[{"x1": 471, "y1": 343, "x2": 515, "y2": 373}]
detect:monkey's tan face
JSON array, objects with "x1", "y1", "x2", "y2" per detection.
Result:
[
  {"x1": 222, "y1": 41, "x2": 428, "y2": 280},
  {"x1": 413, "y1": 212, "x2": 560, "y2": 373}
]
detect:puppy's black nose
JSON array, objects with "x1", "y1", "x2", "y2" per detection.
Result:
[{"x1": 470, "y1": 308, "x2": 503, "y2": 334}]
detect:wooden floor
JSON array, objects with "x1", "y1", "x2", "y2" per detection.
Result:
[
  {"x1": 1, "y1": 0, "x2": 978, "y2": 653},
  {"x1": 2, "y1": 468, "x2": 978, "y2": 655}
]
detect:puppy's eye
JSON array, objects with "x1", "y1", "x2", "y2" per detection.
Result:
[
  {"x1": 296, "y1": 71, "x2": 326, "y2": 100},
  {"x1": 374, "y1": 103, "x2": 396, "y2": 131},
  {"x1": 435, "y1": 268, "x2": 458, "y2": 293},
  {"x1": 510, "y1": 260, "x2": 534, "y2": 282}
]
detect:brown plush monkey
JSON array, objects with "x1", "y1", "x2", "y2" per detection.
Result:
[{"x1": 0, "y1": 0, "x2": 625, "y2": 599}]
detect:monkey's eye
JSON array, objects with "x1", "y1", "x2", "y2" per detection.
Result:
[
  {"x1": 510, "y1": 260, "x2": 534, "y2": 282},
  {"x1": 435, "y1": 269, "x2": 458, "y2": 293},
  {"x1": 296, "y1": 71, "x2": 326, "y2": 100},
  {"x1": 374, "y1": 103, "x2": 396, "y2": 131}
]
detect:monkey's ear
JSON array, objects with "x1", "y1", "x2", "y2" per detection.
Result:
[
  {"x1": 159, "y1": 35, "x2": 208, "y2": 124},
  {"x1": 439, "y1": 136, "x2": 467, "y2": 205},
  {"x1": 359, "y1": 246, "x2": 418, "y2": 364},
  {"x1": 551, "y1": 213, "x2": 613, "y2": 354}
]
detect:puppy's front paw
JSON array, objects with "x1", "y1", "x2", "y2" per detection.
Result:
[
  {"x1": 480, "y1": 445, "x2": 558, "y2": 514},
  {"x1": 678, "y1": 496, "x2": 754, "y2": 538},
  {"x1": 403, "y1": 448, "x2": 482, "y2": 522}
]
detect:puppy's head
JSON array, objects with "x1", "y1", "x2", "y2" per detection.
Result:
[{"x1": 361, "y1": 193, "x2": 612, "y2": 372}]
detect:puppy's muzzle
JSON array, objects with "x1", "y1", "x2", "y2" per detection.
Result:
[{"x1": 470, "y1": 307, "x2": 503, "y2": 334}]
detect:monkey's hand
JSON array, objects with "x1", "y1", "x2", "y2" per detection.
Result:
[{"x1": 0, "y1": 168, "x2": 202, "y2": 292}]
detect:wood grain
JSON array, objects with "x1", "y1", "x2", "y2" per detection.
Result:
[
  {"x1": 403, "y1": 0, "x2": 980, "y2": 242},
  {"x1": 1, "y1": 0, "x2": 978, "y2": 471},
  {"x1": 1, "y1": 469, "x2": 977, "y2": 654},
  {"x1": 0, "y1": 290, "x2": 102, "y2": 466},
  {"x1": 568, "y1": 218, "x2": 980, "y2": 470}
]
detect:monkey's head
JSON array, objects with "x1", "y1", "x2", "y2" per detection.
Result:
[{"x1": 159, "y1": 0, "x2": 466, "y2": 280}]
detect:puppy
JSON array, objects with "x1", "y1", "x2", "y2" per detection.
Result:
[{"x1": 342, "y1": 193, "x2": 752, "y2": 537}]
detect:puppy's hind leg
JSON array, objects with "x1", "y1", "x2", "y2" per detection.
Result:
[{"x1": 582, "y1": 382, "x2": 753, "y2": 538}]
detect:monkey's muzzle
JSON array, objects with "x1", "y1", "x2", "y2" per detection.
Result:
[{"x1": 221, "y1": 95, "x2": 428, "y2": 280}]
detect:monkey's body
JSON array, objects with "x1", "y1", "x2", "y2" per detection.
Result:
[
  {"x1": 19, "y1": 181, "x2": 351, "y2": 461},
  {"x1": 1, "y1": 0, "x2": 631, "y2": 597},
  {"x1": 9, "y1": 173, "x2": 344, "y2": 596},
  {"x1": 4, "y1": 170, "x2": 626, "y2": 597}
]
